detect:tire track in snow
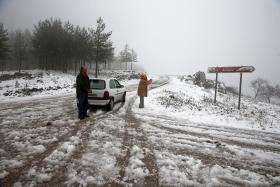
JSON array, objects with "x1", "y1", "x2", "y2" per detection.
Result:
[
  {"x1": 1, "y1": 96, "x2": 108, "y2": 186},
  {"x1": 41, "y1": 102, "x2": 126, "y2": 187},
  {"x1": 112, "y1": 77, "x2": 170, "y2": 186},
  {"x1": 139, "y1": 114, "x2": 280, "y2": 154},
  {"x1": 0, "y1": 96, "x2": 76, "y2": 167},
  {"x1": 137, "y1": 116, "x2": 280, "y2": 178},
  {"x1": 1, "y1": 77, "x2": 169, "y2": 186},
  {"x1": 114, "y1": 96, "x2": 159, "y2": 186},
  {"x1": 141, "y1": 113, "x2": 280, "y2": 142},
  {"x1": 0, "y1": 96, "x2": 76, "y2": 128},
  {"x1": 154, "y1": 143, "x2": 280, "y2": 178}
]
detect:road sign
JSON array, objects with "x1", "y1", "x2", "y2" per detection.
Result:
[
  {"x1": 207, "y1": 65, "x2": 255, "y2": 109},
  {"x1": 208, "y1": 66, "x2": 255, "y2": 73}
]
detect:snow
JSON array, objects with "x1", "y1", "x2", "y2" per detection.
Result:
[
  {"x1": 12, "y1": 142, "x2": 46, "y2": 155},
  {"x1": 0, "y1": 69, "x2": 141, "y2": 103},
  {"x1": 0, "y1": 170, "x2": 8, "y2": 179},
  {"x1": 65, "y1": 116, "x2": 125, "y2": 186},
  {"x1": 156, "y1": 151, "x2": 204, "y2": 186},
  {"x1": 131, "y1": 76, "x2": 280, "y2": 186},
  {"x1": 0, "y1": 159, "x2": 23, "y2": 169},
  {"x1": 1, "y1": 72, "x2": 280, "y2": 186},
  {"x1": 0, "y1": 70, "x2": 75, "y2": 103},
  {"x1": 124, "y1": 145, "x2": 149, "y2": 182},
  {"x1": 133, "y1": 76, "x2": 280, "y2": 133},
  {"x1": 44, "y1": 136, "x2": 81, "y2": 165}
]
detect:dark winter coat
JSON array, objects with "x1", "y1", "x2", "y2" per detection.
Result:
[
  {"x1": 76, "y1": 73, "x2": 90, "y2": 98},
  {"x1": 137, "y1": 74, "x2": 152, "y2": 97}
]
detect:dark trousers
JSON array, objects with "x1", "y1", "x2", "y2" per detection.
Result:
[
  {"x1": 139, "y1": 96, "x2": 144, "y2": 108},
  {"x1": 77, "y1": 94, "x2": 88, "y2": 119}
]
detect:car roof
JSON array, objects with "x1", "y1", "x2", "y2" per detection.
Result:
[{"x1": 89, "y1": 77, "x2": 116, "y2": 81}]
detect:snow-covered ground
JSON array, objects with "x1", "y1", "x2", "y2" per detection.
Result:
[
  {"x1": 0, "y1": 70, "x2": 141, "y2": 103},
  {"x1": 0, "y1": 73, "x2": 279, "y2": 186},
  {"x1": 135, "y1": 76, "x2": 280, "y2": 133},
  {"x1": 0, "y1": 70, "x2": 75, "y2": 102},
  {"x1": 131, "y1": 77, "x2": 280, "y2": 186}
]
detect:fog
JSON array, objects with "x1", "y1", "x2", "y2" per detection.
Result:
[{"x1": 1, "y1": 0, "x2": 280, "y2": 94}]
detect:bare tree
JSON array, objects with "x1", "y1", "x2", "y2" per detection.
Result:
[
  {"x1": 250, "y1": 78, "x2": 268, "y2": 99},
  {"x1": 275, "y1": 84, "x2": 280, "y2": 98},
  {"x1": 261, "y1": 83, "x2": 275, "y2": 103}
]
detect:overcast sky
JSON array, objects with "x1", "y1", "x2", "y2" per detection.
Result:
[{"x1": 0, "y1": 0, "x2": 280, "y2": 94}]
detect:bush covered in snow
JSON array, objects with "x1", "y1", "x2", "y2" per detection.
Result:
[
  {"x1": 157, "y1": 88, "x2": 279, "y2": 130},
  {"x1": 178, "y1": 71, "x2": 227, "y2": 94},
  {"x1": 95, "y1": 70, "x2": 140, "y2": 81}
]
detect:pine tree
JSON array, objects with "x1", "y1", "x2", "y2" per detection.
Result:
[
  {"x1": 73, "y1": 26, "x2": 92, "y2": 74},
  {"x1": 131, "y1": 48, "x2": 137, "y2": 70},
  {"x1": 0, "y1": 23, "x2": 9, "y2": 72},
  {"x1": 89, "y1": 17, "x2": 113, "y2": 78},
  {"x1": 14, "y1": 30, "x2": 26, "y2": 73},
  {"x1": 119, "y1": 44, "x2": 132, "y2": 70}
]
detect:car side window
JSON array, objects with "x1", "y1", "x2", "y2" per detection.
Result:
[
  {"x1": 110, "y1": 79, "x2": 116, "y2": 89},
  {"x1": 114, "y1": 80, "x2": 121, "y2": 88}
]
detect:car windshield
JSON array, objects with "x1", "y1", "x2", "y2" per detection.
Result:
[{"x1": 90, "y1": 79, "x2": 105, "y2": 89}]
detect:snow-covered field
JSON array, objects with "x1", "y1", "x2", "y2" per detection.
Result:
[
  {"x1": 136, "y1": 77, "x2": 280, "y2": 133},
  {"x1": 0, "y1": 72, "x2": 279, "y2": 186},
  {"x1": 0, "y1": 70, "x2": 75, "y2": 102}
]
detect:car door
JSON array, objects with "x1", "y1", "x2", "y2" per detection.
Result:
[
  {"x1": 114, "y1": 79, "x2": 124, "y2": 101},
  {"x1": 109, "y1": 79, "x2": 118, "y2": 101}
]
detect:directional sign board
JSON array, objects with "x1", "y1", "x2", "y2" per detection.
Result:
[
  {"x1": 207, "y1": 65, "x2": 255, "y2": 109},
  {"x1": 208, "y1": 66, "x2": 255, "y2": 73}
]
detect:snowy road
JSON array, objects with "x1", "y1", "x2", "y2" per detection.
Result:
[{"x1": 1, "y1": 76, "x2": 280, "y2": 186}]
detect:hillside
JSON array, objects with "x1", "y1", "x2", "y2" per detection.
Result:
[{"x1": 134, "y1": 76, "x2": 280, "y2": 133}]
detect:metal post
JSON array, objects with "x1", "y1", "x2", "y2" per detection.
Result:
[
  {"x1": 214, "y1": 72, "x2": 218, "y2": 103},
  {"x1": 238, "y1": 72, "x2": 243, "y2": 109}
]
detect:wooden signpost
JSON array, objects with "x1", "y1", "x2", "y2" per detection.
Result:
[{"x1": 207, "y1": 66, "x2": 255, "y2": 109}]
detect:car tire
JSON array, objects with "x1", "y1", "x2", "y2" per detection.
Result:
[
  {"x1": 122, "y1": 92, "x2": 126, "y2": 102},
  {"x1": 107, "y1": 98, "x2": 114, "y2": 111}
]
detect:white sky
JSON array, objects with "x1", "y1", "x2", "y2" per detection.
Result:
[{"x1": 0, "y1": 0, "x2": 280, "y2": 94}]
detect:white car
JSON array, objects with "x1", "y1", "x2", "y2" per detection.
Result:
[{"x1": 88, "y1": 78, "x2": 126, "y2": 110}]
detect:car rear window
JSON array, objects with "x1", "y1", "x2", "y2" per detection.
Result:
[{"x1": 90, "y1": 79, "x2": 106, "y2": 89}]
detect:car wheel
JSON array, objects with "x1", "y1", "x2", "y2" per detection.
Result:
[
  {"x1": 107, "y1": 98, "x2": 114, "y2": 111},
  {"x1": 122, "y1": 92, "x2": 126, "y2": 102}
]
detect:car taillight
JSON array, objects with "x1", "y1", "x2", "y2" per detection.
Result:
[{"x1": 104, "y1": 91, "x2": 109, "y2": 98}]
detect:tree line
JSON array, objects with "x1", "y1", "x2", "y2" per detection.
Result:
[{"x1": 0, "y1": 18, "x2": 137, "y2": 77}]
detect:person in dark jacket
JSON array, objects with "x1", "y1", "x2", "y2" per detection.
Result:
[{"x1": 76, "y1": 67, "x2": 90, "y2": 119}]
